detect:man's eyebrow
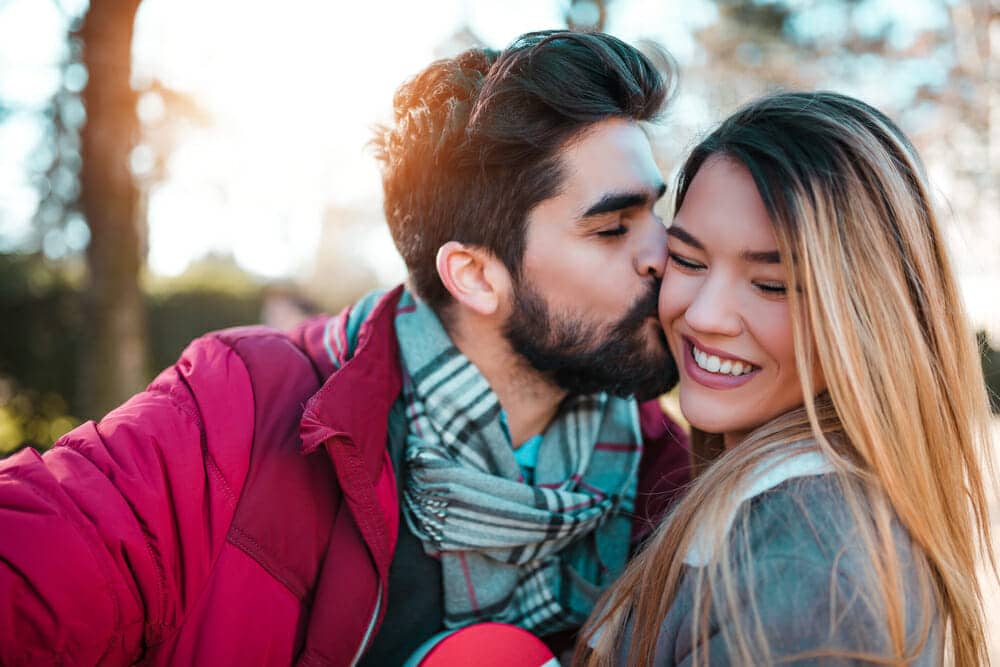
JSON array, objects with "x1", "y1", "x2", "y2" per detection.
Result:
[
  {"x1": 581, "y1": 183, "x2": 667, "y2": 219},
  {"x1": 668, "y1": 225, "x2": 782, "y2": 263}
]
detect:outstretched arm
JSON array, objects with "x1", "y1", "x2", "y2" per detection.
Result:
[{"x1": 0, "y1": 334, "x2": 254, "y2": 664}]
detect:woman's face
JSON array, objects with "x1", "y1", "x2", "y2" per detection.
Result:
[{"x1": 658, "y1": 156, "x2": 822, "y2": 448}]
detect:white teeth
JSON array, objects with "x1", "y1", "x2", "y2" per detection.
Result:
[{"x1": 691, "y1": 344, "x2": 754, "y2": 377}]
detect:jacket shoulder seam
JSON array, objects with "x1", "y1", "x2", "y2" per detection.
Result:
[
  {"x1": 168, "y1": 366, "x2": 240, "y2": 510},
  {"x1": 226, "y1": 523, "x2": 309, "y2": 600},
  {"x1": 215, "y1": 331, "x2": 328, "y2": 604}
]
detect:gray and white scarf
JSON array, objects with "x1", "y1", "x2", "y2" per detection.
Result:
[{"x1": 396, "y1": 290, "x2": 642, "y2": 635}]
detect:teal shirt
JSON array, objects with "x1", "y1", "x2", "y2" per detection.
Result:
[
  {"x1": 513, "y1": 434, "x2": 543, "y2": 484},
  {"x1": 499, "y1": 408, "x2": 543, "y2": 484}
]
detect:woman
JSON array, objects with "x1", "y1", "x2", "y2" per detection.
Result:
[{"x1": 580, "y1": 92, "x2": 995, "y2": 665}]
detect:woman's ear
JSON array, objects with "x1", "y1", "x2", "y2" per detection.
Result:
[{"x1": 436, "y1": 241, "x2": 511, "y2": 316}]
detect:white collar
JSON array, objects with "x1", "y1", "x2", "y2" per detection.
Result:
[{"x1": 684, "y1": 447, "x2": 834, "y2": 567}]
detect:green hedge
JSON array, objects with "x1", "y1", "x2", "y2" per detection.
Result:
[{"x1": 0, "y1": 253, "x2": 265, "y2": 454}]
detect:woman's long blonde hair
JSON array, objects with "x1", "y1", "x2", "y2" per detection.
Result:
[{"x1": 580, "y1": 92, "x2": 995, "y2": 665}]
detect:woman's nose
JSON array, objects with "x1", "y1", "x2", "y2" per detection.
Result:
[{"x1": 683, "y1": 275, "x2": 743, "y2": 337}]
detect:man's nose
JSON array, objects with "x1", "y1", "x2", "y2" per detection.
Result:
[{"x1": 634, "y1": 215, "x2": 668, "y2": 279}]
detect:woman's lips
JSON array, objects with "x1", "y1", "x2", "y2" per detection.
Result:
[{"x1": 681, "y1": 337, "x2": 759, "y2": 390}]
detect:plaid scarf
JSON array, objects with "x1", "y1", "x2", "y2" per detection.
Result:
[{"x1": 396, "y1": 290, "x2": 642, "y2": 635}]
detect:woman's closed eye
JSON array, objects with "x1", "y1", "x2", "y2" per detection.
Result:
[
  {"x1": 754, "y1": 281, "x2": 787, "y2": 295},
  {"x1": 667, "y1": 252, "x2": 704, "y2": 271}
]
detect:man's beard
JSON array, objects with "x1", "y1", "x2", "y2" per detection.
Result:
[{"x1": 502, "y1": 279, "x2": 679, "y2": 401}]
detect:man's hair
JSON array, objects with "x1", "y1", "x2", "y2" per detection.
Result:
[{"x1": 372, "y1": 30, "x2": 673, "y2": 313}]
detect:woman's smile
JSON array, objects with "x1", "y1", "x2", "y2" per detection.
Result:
[{"x1": 681, "y1": 335, "x2": 758, "y2": 390}]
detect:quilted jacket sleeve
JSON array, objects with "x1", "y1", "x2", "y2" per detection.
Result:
[{"x1": 0, "y1": 334, "x2": 255, "y2": 665}]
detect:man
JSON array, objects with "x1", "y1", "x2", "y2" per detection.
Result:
[{"x1": 0, "y1": 30, "x2": 689, "y2": 665}]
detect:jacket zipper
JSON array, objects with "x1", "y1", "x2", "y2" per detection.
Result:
[{"x1": 348, "y1": 580, "x2": 382, "y2": 667}]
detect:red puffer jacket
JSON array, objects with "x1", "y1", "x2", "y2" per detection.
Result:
[{"x1": 0, "y1": 286, "x2": 690, "y2": 665}]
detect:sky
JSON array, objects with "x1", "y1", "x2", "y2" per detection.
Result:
[{"x1": 0, "y1": 0, "x2": 995, "y2": 335}]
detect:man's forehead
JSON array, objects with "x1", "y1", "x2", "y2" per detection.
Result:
[{"x1": 555, "y1": 119, "x2": 662, "y2": 197}]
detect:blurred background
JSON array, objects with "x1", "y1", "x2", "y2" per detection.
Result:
[{"x1": 0, "y1": 2, "x2": 997, "y2": 431}]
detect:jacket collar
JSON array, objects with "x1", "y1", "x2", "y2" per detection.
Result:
[
  {"x1": 298, "y1": 285, "x2": 405, "y2": 477},
  {"x1": 296, "y1": 286, "x2": 406, "y2": 665}
]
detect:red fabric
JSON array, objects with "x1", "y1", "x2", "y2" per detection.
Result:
[
  {"x1": 632, "y1": 400, "x2": 692, "y2": 546},
  {"x1": 0, "y1": 286, "x2": 690, "y2": 665},
  {"x1": 418, "y1": 623, "x2": 556, "y2": 666},
  {"x1": 0, "y1": 288, "x2": 404, "y2": 666}
]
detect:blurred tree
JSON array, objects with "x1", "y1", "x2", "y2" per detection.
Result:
[{"x1": 78, "y1": 0, "x2": 147, "y2": 418}]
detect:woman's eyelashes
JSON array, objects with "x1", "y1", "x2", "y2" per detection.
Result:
[
  {"x1": 754, "y1": 282, "x2": 787, "y2": 296},
  {"x1": 667, "y1": 252, "x2": 704, "y2": 270},
  {"x1": 668, "y1": 251, "x2": 789, "y2": 296}
]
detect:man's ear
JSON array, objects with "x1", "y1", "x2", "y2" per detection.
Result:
[{"x1": 436, "y1": 241, "x2": 511, "y2": 317}]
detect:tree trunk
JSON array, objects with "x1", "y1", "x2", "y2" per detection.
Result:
[{"x1": 78, "y1": 0, "x2": 146, "y2": 419}]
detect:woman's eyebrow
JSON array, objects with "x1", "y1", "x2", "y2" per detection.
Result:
[
  {"x1": 666, "y1": 225, "x2": 703, "y2": 249},
  {"x1": 668, "y1": 225, "x2": 781, "y2": 263},
  {"x1": 742, "y1": 249, "x2": 781, "y2": 264}
]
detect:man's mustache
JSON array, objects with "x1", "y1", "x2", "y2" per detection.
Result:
[{"x1": 614, "y1": 279, "x2": 662, "y2": 334}]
